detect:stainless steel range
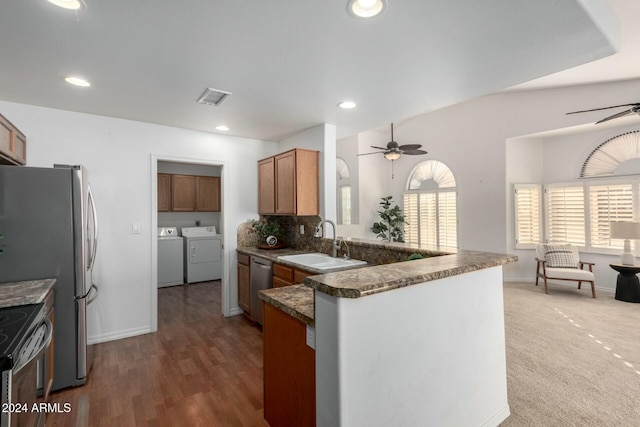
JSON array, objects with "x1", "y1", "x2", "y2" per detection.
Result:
[{"x1": 0, "y1": 303, "x2": 52, "y2": 427}]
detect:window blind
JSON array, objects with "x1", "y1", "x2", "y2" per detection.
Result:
[
  {"x1": 403, "y1": 191, "x2": 456, "y2": 247},
  {"x1": 546, "y1": 185, "x2": 585, "y2": 246},
  {"x1": 589, "y1": 183, "x2": 633, "y2": 249},
  {"x1": 514, "y1": 184, "x2": 541, "y2": 248}
]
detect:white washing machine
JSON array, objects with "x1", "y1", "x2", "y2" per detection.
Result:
[
  {"x1": 158, "y1": 227, "x2": 184, "y2": 287},
  {"x1": 182, "y1": 226, "x2": 222, "y2": 283}
]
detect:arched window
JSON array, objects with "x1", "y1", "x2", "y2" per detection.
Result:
[
  {"x1": 581, "y1": 131, "x2": 640, "y2": 178},
  {"x1": 403, "y1": 160, "x2": 457, "y2": 247},
  {"x1": 336, "y1": 158, "x2": 351, "y2": 225}
]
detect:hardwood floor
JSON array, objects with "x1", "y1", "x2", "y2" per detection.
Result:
[{"x1": 46, "y1": 281, "x2": 267, "y2": 426}]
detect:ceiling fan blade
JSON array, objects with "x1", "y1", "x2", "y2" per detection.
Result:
[
  {"x1": 357, "y1": 152, "x2": 384, "y2": 156},
  {"x1": 402, "y1": 150, "x2": 428, "y2": 155},
  {"x1": 566, "y1": 103, "x2": 639, "y2": 115},
  {"x1": 370, "y1": 146, "x2": 387, "y2": 150},
  {"x1": 398, "y1": 144, "x2": 422, "y2": 151},
  {"x1": 595, "y1": 109, "x2": 634, "y2": 124}
]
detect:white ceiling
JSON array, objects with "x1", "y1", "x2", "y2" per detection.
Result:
[{"x1": 0, "y1": 0, "x2": 625, "y2": 142}]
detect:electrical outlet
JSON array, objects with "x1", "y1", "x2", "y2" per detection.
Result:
[
  {"x1": 306, "y1": 325, "x2": 316, "y2": 349},
  {"x1": 299, "y1": 224, "x2": 305, "y2": 234}
]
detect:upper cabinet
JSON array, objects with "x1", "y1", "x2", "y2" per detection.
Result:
[
  {"x1": 158, "y1": 173, "x2": 221, "y2": 212},
  {"x1": 196, "y1": 176, "x2": 221, "y2": 212},
  {"x1": 0, "y1": 113, "x2": 26, "y2": 166},
  {"x1": 258, "y1": 148, "x2": 319, "y2": 216},
  {"x1": 157, "y1": 174, "x2": 171, "y2": 212}
]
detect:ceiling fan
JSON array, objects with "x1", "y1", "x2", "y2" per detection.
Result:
[
  {"x1": 358, "y1": 123, "x2": 428, "y2": 160},
  {"x1": 566, "y1": 103, "x2": 640, "y2": 124}
]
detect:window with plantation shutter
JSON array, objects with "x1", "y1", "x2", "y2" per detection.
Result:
[
  {"x1": 589, "y1": 183, "x2": 634, "y2": 250},
  {"x1": 545, "y1": 184, "x2": 585, "y2": 246},
  {"x1": 514, "y1": 184, "x2": 541, "y2": 249},
  {"x1": 403, "y1": 160, "x2": 457, "y2": 248}
]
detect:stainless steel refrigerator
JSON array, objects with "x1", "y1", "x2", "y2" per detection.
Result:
[{"x1": 0, "y1": 164, "x2": 98, "y2": 391}]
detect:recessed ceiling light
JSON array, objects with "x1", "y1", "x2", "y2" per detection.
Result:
[
  {"x1": 347, "y1": 0, "x2": 387, "y2": 18},
  {"x1": 338, "y1": 101, "x2": 357, "y2": 109},
  {"x1": 46, "y1": 0, "x2": 85, "y2": 10},
  {"x1": 64, "y1": 76, "x2": 90, "y2": 87},
  {"x1": 215, "y1": 125, "x2": 230, "y2": 131}
]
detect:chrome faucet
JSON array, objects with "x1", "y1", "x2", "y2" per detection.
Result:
[
  {"x1": 315, "y1": 219, "x2": 340, "y2": 257},
  {"x1": 336, "y1": 236, "x2": 350, "y2": 260}
]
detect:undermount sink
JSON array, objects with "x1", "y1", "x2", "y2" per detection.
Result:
[{"x1": 277, "y1": 253, "x2": 366, "y2": 271}]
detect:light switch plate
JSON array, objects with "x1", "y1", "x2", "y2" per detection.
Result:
[
  {"x1": 132, "y1": 223, "x2": 141, "y2": 234},
  {"x1": 306, "y1": 325, "x2": 316, "y2": 349}
]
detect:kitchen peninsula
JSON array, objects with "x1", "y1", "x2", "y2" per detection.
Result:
[{"x1": 240, "y1": 235, "x2": 517, "y2": 427}]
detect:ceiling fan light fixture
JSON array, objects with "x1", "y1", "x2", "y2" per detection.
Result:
[
  {"x1": 46, "y1": 0, "x2": 85, "y2": 10},
  {"x1": 384, "y1": 151, "x2": 400, "y2": 160},
  {"x1": 347, "y1": 0, "x2": 386, "y2": 18}
]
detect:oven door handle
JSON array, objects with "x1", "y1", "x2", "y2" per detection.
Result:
[{"x1": 13, "y1": 318, "x2": 53, "y2": 374}]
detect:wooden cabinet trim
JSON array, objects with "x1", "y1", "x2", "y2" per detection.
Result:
[{"x1": 273, "y1": 263, "x2": 294, "y2": 281}]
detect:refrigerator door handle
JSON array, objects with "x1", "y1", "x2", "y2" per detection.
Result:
[
  {"x1": 87, "y1": 184, "x2": 99, "y2": 271},
  {"x1": 87, "y1": 283, "x2": 99, "y2": 305}
]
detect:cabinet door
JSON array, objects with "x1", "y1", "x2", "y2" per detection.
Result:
[
  {"x1": 275, "y1": 150, "x2": 296, "y2": 214},
  {"x1": 238, "y1": 263, "x2": 251, "y2": 313},
  {"x1": 171, "y1": 175, "x2": 196, "y2": 211},
  {"x1": 157, "y1": 174, "x2": 171, "y2": 212},
  {"x1": 258, "y1": 157, "x2": 276, "y2": 214},
  {"x1": 0, "y1": 115, "x2": 15, "y2": 164},
  {"x1": 294, "y1": 269, "x2": 313, "y2": 284},
  {"x1": 12, "y1": 130, "x2": 26, "y2": 165},
  {"x1": 196, "y1": 176, "x2": 221, "y2": 212}
]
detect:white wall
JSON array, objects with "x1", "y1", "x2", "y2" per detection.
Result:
[
  {"x1": 346, "y1": 78, "x2": 640, "y2": 290},
  {"x1": 315, "y1": 266, "x2": 509, "y2": 427},
  {"x1": 0, "y1": 100, "x2": 278, "y2": 343}
]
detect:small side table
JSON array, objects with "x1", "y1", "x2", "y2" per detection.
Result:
[{"x1": 610, "y1": 264, "x2": 640, "y2": 303}]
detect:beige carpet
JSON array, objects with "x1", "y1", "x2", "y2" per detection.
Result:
[{"x1": 501, "y1": 281, "x2": 640, "y2": 426}]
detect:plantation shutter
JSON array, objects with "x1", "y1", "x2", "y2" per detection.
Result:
[
  {"x1": 589, "y1": 183, "x2": 634, "y2": 249},
  {"x1": 514, "y1": 184, "x2": 541, "y2": 248},
  {"x1": 438, "y1": 191, "x2": 457, "y2": 247},
  {"x1": 545, "y1": 185, "x2": 585, "y2": 246},
  {"x1": 419, "y1": 193, "x2": 437, "y2": 246},
  {"x1": 403, "y1": 194, "x2": 419, "y2": 244}
]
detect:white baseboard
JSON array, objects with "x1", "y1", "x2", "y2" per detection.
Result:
[
  {"x1": 228, "y1": 307, "x2": 244, "y2": 316},
  {"x1": 88, "y1": 326, "x2": 152, "y2": 345},
  {"x1": 482, "y1": 404, "x2": 510, "y2": 427}
]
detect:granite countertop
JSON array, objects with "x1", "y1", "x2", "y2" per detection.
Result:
[
  {"x1": 305, "y1": 250, "x2": 518, "y2": 299},
  {"x1": 259, "y1": 284, "x2": 315, "y2": 326},
  {"x1": 0, "y1": 279, "x2": 56, "y2": 309}
]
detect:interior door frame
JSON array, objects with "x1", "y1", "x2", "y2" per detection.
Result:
[{"x1": 149, "y1": 154, "x2": 230, "y2": 332}]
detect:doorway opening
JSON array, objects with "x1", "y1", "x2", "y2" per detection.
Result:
[{"x1": 150, "y1": 155, "x2": 230, "y2": 333}]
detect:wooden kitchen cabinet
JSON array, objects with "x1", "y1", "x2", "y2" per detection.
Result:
[
  {"x1": 157, "y1": 174, "x2": 171, "y2": 212},
  {"x1": 162, "y1": 174, "x2": 221, "y2": 212},
  {"x1": 196, "y1": 176, "x2": 221, "y2": 212},
  {"x1": 171, "y1": 175, "x2": 196, "y2": 211},
  {"x1": 258, "y1": 157, "x2": 276, "y2": 214},
  {"x1": 0, "y1": 113, "x2": 27, "y2": 166},
  {"x1": 238, "y1": 252, "x2": 251, "y2": 313},
  {"x1": 258, "y1": 148, "x2": 318, "y2": 216},
  {"x1": 273, "y1": 262, "x2": 313, "y2": 288},
  {"x1": 263, "y1": 303, "x2": 316, "y2": 427}
]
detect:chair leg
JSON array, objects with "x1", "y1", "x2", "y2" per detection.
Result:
[
  {"x1": 590, "y1": 281, "x2": 596, "y2": 298},
  {"x1": 578, "y1": 280, "x2": 582, "y2": 289},
  {"x1": 535, "y1": 274, "x2": 539, "y2": 287},
  {"x1": 543, "y1": 277, "x2": 548, "y2": 294}
]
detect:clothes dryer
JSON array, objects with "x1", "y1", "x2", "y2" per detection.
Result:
[{"x1": 182, "y1": 226, "x2": 222, "y2": 283}]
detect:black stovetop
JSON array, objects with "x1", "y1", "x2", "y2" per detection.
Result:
[{"x1": 0, "y1": 303, "x2": 44, "y2": 371}]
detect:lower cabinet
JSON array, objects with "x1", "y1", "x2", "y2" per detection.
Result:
[
  {"x1": 238, "y1": 253, "x2": 251, "y2": 313},
  {"x1": 263, "y1": 303, "x2": 315, "y2": 427},
  {"x1": 273, "y1": 262, "x2": 313, "y2": 288}
]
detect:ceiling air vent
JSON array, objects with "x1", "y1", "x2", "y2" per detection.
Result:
[{"x1": 197, "y1": 87, "x2": 231, "y2": 106}]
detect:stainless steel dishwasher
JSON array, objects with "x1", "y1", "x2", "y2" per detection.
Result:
[{"x1": 250, "y1": 256, "x2": 273, "y2": 325}]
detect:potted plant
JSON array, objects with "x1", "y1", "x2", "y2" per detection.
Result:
[
  {"x1": 371, "y1": 196, "x2": 407, "y2": 242},
  {"x1": 252, "y1": 217, "x2": 283, "y2": 248}
]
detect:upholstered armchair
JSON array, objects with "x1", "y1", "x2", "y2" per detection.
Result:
[{"x1": 535, "y1": 244, "x2": 596, "y2": 298}]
